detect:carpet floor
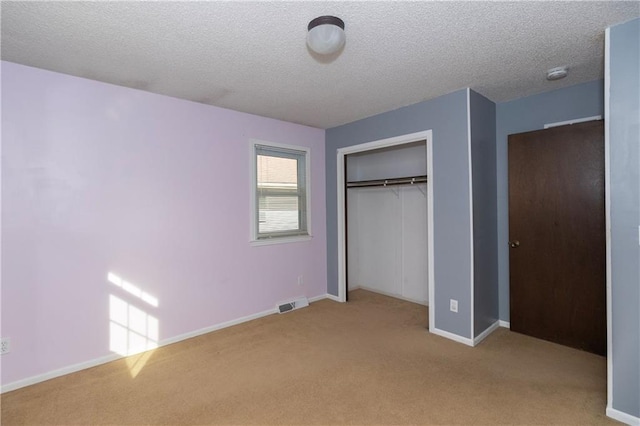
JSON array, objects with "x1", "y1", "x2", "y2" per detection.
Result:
[{"x1": 1, "y1": 289, "x2": 615, "y2": 425}]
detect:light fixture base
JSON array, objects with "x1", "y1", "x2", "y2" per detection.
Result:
[
  {"x1": 546, "y1": 66, "x2": 568, "y2": 81},
  {"x1": 308, "y1": 16, "x2": 344, "y2": 31}
]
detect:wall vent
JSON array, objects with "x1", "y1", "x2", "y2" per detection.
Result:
[{"x1": 277, "y1": 297, "x2": 309, "y2": 314}]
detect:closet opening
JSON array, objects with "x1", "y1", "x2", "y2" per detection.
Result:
[{"x1": 336, "y1": 130, "x2": 435, "y2": 331}]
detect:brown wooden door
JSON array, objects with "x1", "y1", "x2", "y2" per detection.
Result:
[{"x1": 508, "y1": 120, "x2": 605, "y2": 355}]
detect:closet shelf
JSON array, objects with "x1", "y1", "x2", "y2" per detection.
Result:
[{"x1": 346, "y1": 175, "x2": 427, "y2": 188}]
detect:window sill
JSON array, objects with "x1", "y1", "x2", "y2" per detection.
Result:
[{"x1": 250, "y1": 235, "x2": 312, "y2": 247}]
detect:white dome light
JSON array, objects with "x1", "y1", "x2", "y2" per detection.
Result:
[{"x1": 307, "y1": 16, "x2": 345, "y2": 55}]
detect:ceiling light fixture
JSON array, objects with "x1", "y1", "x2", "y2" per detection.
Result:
[
  {"x1": 546, "y1": 66, "x2": 568, "y2": 81},
  {"x1": 307, "y1": 16, "x2": 345, "y2": 55}
]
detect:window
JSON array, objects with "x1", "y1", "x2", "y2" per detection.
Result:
[{"x1": 251, "y1": 141, "x2": 310, "y2": 244}]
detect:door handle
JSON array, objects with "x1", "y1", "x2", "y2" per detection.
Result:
[{"x1": 509, "y1": 240, "x2": 520, "y2": 248}]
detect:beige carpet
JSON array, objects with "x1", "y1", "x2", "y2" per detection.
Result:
[{"x1": 1, "y1": 289, "x2": 615, "y2": 425}]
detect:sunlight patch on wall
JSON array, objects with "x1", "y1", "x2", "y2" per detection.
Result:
[
  {"x1": 109, "y1": 295, "x2": 159, "y2": 356},
  {"x1": 108, "y1": 272, "x2": 159, "y2": 307},
  {"x1": 108, "y1": 272, "x2": 159, "y2": 378}
]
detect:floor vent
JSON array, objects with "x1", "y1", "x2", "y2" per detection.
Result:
[{"x1": 277, "y1": 297, "x2": 309, "y2": 314}]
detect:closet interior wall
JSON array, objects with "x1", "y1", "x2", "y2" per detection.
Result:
[{"x1": 346, "y1": 142, "x2": 429, "y2": 305}]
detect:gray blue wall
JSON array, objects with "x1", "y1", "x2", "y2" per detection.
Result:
[
  {"x1": 326, "y1": 24, "x2": 636, "y2": 419},
  {"x1": 326, "y1": 90, "x2": 473, "y2": 338},
  {"x1": 469, "y1": 90, "x2": 499, "y2": 337},
  {"x1": 607, "y1": 17, "x2": 640, "y2": 420},
  {"x1": 495, "y1": 80, "x2": 604, "y2": 321}
]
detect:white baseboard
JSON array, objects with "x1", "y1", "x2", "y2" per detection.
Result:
[
  {"x1": 1, "y1": 353, "x2": 121, "y2": 394},
  {"x1": 430, "y1": 327, "x2": 474, "y2": 347},
  {"x1": 431, "y1": 320, "x2": 501, "y2": 348},
  {"x1": 499, "y1": 320, "x2": 510, "y2": 329},
  {"x1": 324, "y1": 293, "x2": 342, "y2": 302},
  {"x1": 307, "y1": 293, "x2": 342, "y2": 303},
  {"x1": 159, "y1": 307, "x2": 277, "y2": 347},
  {"x1": 607, "y1": 406, "x2": 640, "y2": 425},
  {"x1": 1, "y1": 294, "x2": 329, "y2": 393},
  {"x1": 473, "y1": 320, "x2": 500, "y2": 346},
  {"x1": 308, "y1": 294, "x2": 330, "y2": 303}
]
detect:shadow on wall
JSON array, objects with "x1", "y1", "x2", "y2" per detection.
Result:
[{"x1": 107, "y1": 272, "x2": 159, "y2": 378}]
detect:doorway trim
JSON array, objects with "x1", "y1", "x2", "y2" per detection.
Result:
[
  {"x1": 604, "y1": 27, "x2": 615, "y2": 421},
  {"x1": 336, "y1": 130, "x2": 435, "y2": 332}
]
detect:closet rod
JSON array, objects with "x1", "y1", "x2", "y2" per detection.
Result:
[{"x1": 346, "y1": 175, "x2": 427, "y2": 188}]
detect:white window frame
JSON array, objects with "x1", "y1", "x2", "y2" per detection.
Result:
[{"x1": 250, "y1": 139, "x2": 312, "y2": 246}]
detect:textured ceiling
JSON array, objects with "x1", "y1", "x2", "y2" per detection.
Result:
[{"x1": 2, "y1": 1, "x2": 639, "y2": 129}]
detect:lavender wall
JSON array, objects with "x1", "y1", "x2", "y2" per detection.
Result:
[{"x1": 1, "y1": 61, "x2": 327, "y2": 387}]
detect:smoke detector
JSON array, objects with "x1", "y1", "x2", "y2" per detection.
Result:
[{"x1": 546, "y1": 66, "x2": 568, "y2": 81}]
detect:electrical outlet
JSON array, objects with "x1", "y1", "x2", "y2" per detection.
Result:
[
  {"x1": 450, "y1": 299, "x2": 458, "y2": 313},
  {"x1": 297, "y1": 275, "x2": 303, "y2": 286},
  {"x1": 1, "y1": 338, "x2": 10, "y2": 355}
]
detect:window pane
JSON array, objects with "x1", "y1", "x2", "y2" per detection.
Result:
[
  {"x1": 255, "y1": 146, "x2": 307, "y2": 239},
  {"x1": 259, "y1": 195, "x2": 299, "y2": 233},
  {"x1": 258, "y1": 154, "x2": 301, "y2": 234},
  {"x1": 257, "y1": 155, "x2": 298, "y2": 188}
]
